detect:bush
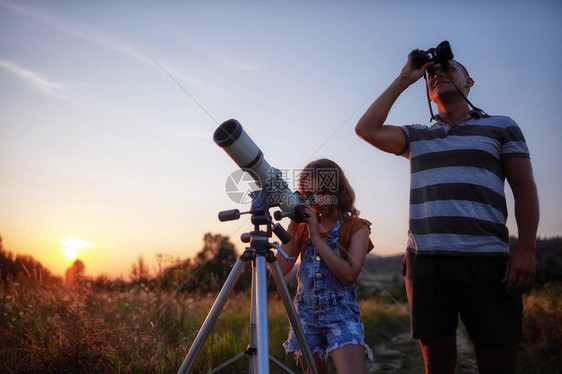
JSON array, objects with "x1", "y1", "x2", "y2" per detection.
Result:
[{"x1": 517, "y1": 283, "x2": 562, "y2": 374}]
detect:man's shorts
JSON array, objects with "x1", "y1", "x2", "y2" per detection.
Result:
[{"x1": 402, "y1": 252, "x2": 523, "y2": 344}]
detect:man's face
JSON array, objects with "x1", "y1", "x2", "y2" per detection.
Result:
[{"x1": 427, "y1": 60, "x2": 473, "y2": 101}]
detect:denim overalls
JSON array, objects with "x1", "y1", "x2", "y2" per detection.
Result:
[{"x1": 283, "y1": 218, "x2": 374, "y2": 361}]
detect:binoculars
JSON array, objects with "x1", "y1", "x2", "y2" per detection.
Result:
[{"x1": 410, "y1": 40, "x2": 454, "y2": 75}]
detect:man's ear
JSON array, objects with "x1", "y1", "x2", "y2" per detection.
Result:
[{"x1": 465, "y1": 77, "x2": 474, "y2": 94}]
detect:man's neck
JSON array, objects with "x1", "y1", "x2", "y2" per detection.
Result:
[{"x1": 436, "y1": 101, "x2": 471, "y2": 126}]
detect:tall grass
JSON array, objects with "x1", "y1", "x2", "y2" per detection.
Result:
[
  {"x1": 0, "y1": 279, "x2": 300, "y2": 373},
  {"x1": 518, "y1": 283, "x2": 562, "y2": 374},
  {"x1": 1, "y1": 278, "x2": 560, "y2": 373}
]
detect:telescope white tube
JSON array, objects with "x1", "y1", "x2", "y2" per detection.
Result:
[
  {"x1": 214, "y1": 119, "x2": 273, "y2": 188},
  {"x1": 214, "y1": 120, "x2": 301, "y2": 217}
]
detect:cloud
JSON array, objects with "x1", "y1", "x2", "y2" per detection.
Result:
[
  {"x1": 2, "y1": 1, "x2": 141, "y2": 60},
  {"x1": 1, "y1": 1, "x2": 219, "y2": 92},
  {"x1": 0, "y1": 59, "x2": 69, "y2": 99}
]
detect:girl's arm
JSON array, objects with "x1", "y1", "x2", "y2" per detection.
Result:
[
  {"x1": 304, "y1": 205, "x2": 370, "y2": 286},
  {"x1": 276, "y1": 220, "x2": 303, "y2": 276},
  {"x1": 310, "y1": 225, "x2": 370, "y2": 286}
]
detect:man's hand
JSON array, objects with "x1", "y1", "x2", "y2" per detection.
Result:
[
  {"x1": 503, "y1": 246, "x2": 536, "y2": 294},
  {"x1": 398, "y1": 51, "x2": 433, "y2": 86},
  {"x1": 502, "y1": 157, "x2": 539, "y2": 294}
]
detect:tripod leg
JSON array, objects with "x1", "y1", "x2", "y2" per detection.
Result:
[
  {"x1": 269, "y1": 260, "x2": 318, "y2": 374},
  {"x1": 269, "y1": 355, "x2": 296, "y2": 374},
  {"x1": 255, "y1": 255, "x2": 270, "y2": 373},
  {"x1": 248, "y1": 261, "x2": 258, "y2": 373},
  {"x1": 207, "y1": 351, "x2": 247, "y2": 374},
  {"x1": 177, "y1": 257, "x2": 247, "y2": 374}
]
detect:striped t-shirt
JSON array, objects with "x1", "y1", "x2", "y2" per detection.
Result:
[{"x1": 399, "y1": 112, "x2": 529, "y2": 255}]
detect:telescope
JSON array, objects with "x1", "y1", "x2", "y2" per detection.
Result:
[
  {"x1": 213, "y1": 119, "x2": 307, "y2": 222},
  {"x1": 178, "y1": 119, "x2": 318, "y2": 374}
]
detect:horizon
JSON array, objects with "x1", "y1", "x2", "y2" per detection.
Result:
[
  {"x1": 4, "y1": 234, "x2": 562, "y2": 281},
  {"x1": 0, "y1": 233, "x2": 403, "y2": 280}
]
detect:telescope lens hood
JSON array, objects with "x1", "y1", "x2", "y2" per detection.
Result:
[{"x1": 214, "y1": 119, "x2": 243, "y2": 148}]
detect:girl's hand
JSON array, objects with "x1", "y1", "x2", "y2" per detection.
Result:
[{"x1": 302, "y1": 204, "x2": 320, "y2": 238}]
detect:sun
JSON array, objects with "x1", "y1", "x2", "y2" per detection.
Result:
[
  {"x1": 60, "y1": 238, "x2": 92, "y2": 261},
  {"x1": 64, "y1": 248, "x2": 78, "y2": 260}
]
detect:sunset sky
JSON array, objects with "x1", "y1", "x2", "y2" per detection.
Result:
[{"x1": 1, "y1": 1, "x2": 561, "y2": 278}]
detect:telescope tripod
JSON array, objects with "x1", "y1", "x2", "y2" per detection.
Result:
[{"x1": 178, "y1": 190, "x2": 317, "y2": 374}]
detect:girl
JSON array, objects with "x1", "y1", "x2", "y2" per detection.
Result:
[{"x1": 277, "y1": 159, "x2": 374, "y2": 374}]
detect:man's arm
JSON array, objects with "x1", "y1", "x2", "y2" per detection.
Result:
[
  {"x1": 503, "y1": 157, "x2": 539, "y2": 294},
  {"x1": 355, "y1": 56, "x2": 431, "y2": 154}
]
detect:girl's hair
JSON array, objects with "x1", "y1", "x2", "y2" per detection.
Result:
[{"x1": 298, "y1": 158, "x2": 359, "y2": 218}]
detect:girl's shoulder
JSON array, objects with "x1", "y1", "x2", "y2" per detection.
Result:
[
  {"x1": 340, "y1": 216, "x2": 372, "y2": 235},
  {"x1": 338, "y1": 216, "x2": 374, "y2": 254}
]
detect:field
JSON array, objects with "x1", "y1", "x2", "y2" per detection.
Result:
[{"x1": 1, "y1": 276, "x2": 561, "y2": 373}]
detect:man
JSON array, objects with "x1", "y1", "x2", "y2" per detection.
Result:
[{"x1": 355, "y1": 50, "x2": 539, "y2": 374}]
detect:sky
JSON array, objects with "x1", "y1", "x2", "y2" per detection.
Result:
[{"x1": 1, "y1": 0, "x2": 561, "y2": 279}]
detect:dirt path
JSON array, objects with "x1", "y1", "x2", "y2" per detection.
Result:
[
  {"x1": 368, "y1": 329, "x2": 478, "y2": 373},
  {"x1": 456, "y1": 328, "x2": 478, "y2": 373}
]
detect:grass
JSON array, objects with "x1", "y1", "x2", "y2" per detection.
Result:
[
  {"x1": 1, "y1": 278, "x2": 560, "y2": 373},
  {"x1": 517, "y1": 283, "x2": 562, "y2": 374},
  {"x1": 0, "y1": 280, "x2": 298, "y2": 373}
]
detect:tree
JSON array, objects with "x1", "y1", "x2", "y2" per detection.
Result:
[
  {"x1": 1, "y1": 236, "x2": 61, "y2": 285},
  {"x1": 0, "y1": 236, "x2": 15, "y2": 281},
  {"x1": 65, "y1": 259, "x2": 86, "y2": 287},
  {"x1": 188, "y1": 233, "x2": 241, "y2": 294},
  {"x1": 130, "y1": 256, "x2": 150, "y2": 284}
]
